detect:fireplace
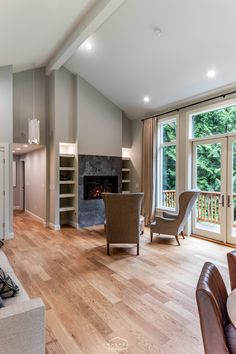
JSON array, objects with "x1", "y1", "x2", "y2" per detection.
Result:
[{"x1": 84, "y1": 176, "x2": 118, "y2": 200}]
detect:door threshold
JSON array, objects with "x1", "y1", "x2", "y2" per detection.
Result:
[{"x1": 191, "y1": 233, "x2": 236, "y2": 248}]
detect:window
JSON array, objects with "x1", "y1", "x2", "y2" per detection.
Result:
[
  {"x1": 157, "y1": 118, "x2": 177, "y2": 209},
  {"x1": 192, "y1": 104, "x2": 236, "y2": 138}
]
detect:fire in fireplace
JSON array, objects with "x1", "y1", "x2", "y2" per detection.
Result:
[{"x1": 84, "y1": 176, "x2": 118, "y2": 200}]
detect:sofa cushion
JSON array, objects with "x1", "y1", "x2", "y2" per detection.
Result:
[
  {"x1": 0, "y1": 268, "x2": 19, "y2": 298},
  {"x1": 0, "y1": 250, "x2": 14, "y2": 274},
  {"x1": 225, "y1": 323, "x2": 236, "y2": 354},
  {"x1": 3, "y1": 272, "x2": 29, "y2": 306}
]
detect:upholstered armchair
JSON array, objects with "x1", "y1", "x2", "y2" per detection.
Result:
[
  {"x1": 150, "y1": 189, "x2": 200, "y2": 245},
  {"x1": 227, "y1": 250, "x2": 236, "y2": 291},
  {"x1": 102, "y1": 193, "x2": 144, "y2": 255},
  {"x1": 196, "y1": 262, "x2": 236, "y2": 354}
]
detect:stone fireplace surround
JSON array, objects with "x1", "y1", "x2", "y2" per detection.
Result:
[{"x1": 78, "y1": 155, "x2": 122, "y2": 227}]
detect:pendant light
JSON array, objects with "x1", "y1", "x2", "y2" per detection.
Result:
[{"x1": 28, "y1": 68, "x2": 40, "y2": 144}]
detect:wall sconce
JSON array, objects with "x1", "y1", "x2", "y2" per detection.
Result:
[{"x1": 28, "y1": 118, "x2": 40, "y2": 144}]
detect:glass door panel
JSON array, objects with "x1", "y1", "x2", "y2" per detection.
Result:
[
  {"x1": 227, "y1": 137, "x2": 236, "y2": 245},
  {"x1": 192, "y1": 138, "x2": 227, "y2": 242}
]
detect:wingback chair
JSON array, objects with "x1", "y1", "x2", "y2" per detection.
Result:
[
  {"x1": 196, "y1": 262, "x2": 236, "y2": 354},
  {"x1": 102, "y1": 193, "x2": 144, "y2": 255},
  {"x1": 227, "y1": 250, "x2": 236, "y2": 291},
  {"x1": 150, "y1": 189, "x2": 200, "y2": 245}
]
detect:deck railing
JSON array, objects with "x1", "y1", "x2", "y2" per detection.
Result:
[{"x1": 162, "y1": 190, "x2": 235, "y2": 225}]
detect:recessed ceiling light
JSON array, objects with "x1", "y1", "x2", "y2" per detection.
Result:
[
  {"x1": 84, "y1": 42, "x2": 92, "y2": 50},
  {"x1": 16, "y1": 147, "x2": 21, "y2": 151},
  {"x1": 23, "y1": 144, "x2": 28, "y2": 148},
  {"x1": 143, "y1": 96, "x2": 150, "y2": 103},
  {"x1": 207, "y1": 69, "x2": 216, "y2": 78}
]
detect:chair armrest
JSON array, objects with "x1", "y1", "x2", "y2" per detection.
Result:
[
  {"x1": 0, "y1": 298, "x2": 45, "y2": 354},
  {"x1": 162, "y1": 211, "x2": 178, "y2": 219}
]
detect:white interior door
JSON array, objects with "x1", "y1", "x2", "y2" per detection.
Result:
[
  {"x1": 0, "y1": 150, "x2": 5, "y2": 238},
  {"x1": 192, "y1": 137, "x2": 227, "y2": 242}
]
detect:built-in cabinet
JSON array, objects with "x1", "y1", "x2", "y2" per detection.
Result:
[
  {"x1": 59, "y1": 143, "x2": 78, "y2": 228},
  {"x1": 122, "y1": 157, "x2": 131, "y2": 193}
]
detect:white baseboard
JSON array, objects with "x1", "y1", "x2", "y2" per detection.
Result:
[
  {"x1": 68, "y1": 220, "x2": 79, "y2": 229},
  {"x1": 48, "y1": 222, "x2": 61, "y2": 231},
  {"x1": 25, "y1": 209, "x2": 45, "y2": 225},
  {"x1": 5, "y1": 232, "x2": 14, "y2": 240},
  {"x1": 13, "y1": 206, "x2": 21, "y2": 210}
]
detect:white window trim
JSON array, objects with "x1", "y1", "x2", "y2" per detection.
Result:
[{"x1": 156, "y1": 115, "x2": 179, "y2": 213}]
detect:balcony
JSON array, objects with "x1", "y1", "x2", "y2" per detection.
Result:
[{"x1": 163, "y1": 190, "x2": 236, "y2": 226}]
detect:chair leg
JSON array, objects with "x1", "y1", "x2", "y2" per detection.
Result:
[
  {"x1": 175, "y1": 235, "x2": 180, "y2": 246},
  {"x1": 150, "y1": 231, "x2": 153, "y2": 242},
  {"x1": 137, "y1": 243, "x2": 139, "y2": 256},
  {"x1": 181, "y1": 230, "x2": 185, "y2": 239},
  {"x1": 107, "y1": 243, "x2": 110, "y2": 255}
]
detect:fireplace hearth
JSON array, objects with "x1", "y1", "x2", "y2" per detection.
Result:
[{"x1": 84, "y1": 176, "x2": 118, "y2": 200}]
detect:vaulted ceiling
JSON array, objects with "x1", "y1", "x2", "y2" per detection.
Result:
[
  {"x1": 0, "y1": 0, "x2": 96, "y2": 72},
  {"x1": 2, "y1": 0, "x2": 236, "y2": 119},
  {"x1": 65, "y1": 0, "x2": 236, "y2": 118}
]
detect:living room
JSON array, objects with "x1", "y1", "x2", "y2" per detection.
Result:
[{"x1": 1, "y1": 0, "x2": 236, "y2": 353}]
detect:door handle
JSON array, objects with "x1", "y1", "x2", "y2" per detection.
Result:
[
  {"x1": 227, "y1": 195, "x2": 234, "y2": 207},
  {"x1": 219, "y1": 195, "x2": 225, "y2": 207}
]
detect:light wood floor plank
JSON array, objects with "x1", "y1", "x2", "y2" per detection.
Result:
[{"x1": 3, "y1": 211, "x2": 233, "y2": 353}]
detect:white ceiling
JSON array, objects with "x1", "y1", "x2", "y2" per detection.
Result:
[
  {"x1": 0, "y1": 0, "x2": 96, "y2": 72},
  {"x1": 13, "y1": 143, "x2": 44, "y2": 155},
  {"x1": 65, "y1": 0, "x2": 236, "y2": 119}
]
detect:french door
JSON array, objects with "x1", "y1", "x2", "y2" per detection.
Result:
[{"x1": 193, "y1": 136, "x2": 236, "y2": 245}]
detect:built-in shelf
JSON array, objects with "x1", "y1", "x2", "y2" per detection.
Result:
[
  {"x1": 59, "y1": 148, "x2": 77, "y2": 227},
  {"x1": 59, "y1": 206, "x2": 75, "y2": 212},
  {"x1": 59, "y1": 167, "x2": 75, "y2": 171},
  {"x1": 60, "y1": 193, "x2": 75, "y2": 198},
  {"x1": 59, "y1": 180, "x2": 75, "y2": 184},
  {"x1": 59, "y1": 153, "x2": 75, "y2": 158},
  {"x1": 122, "y1": 156, "x2": 131, "y2": 193}
]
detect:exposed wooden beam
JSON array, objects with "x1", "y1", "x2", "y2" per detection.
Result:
[{"x1": 46, "y1": 0, "x2": 127, "y2": 75}]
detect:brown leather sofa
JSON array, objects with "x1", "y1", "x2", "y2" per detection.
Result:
[
  {"x1": 196, "y1": 262, "x2": 236, "y2": 354},
  {"x1": 227, "y1": 250, "x2": 236, "y2": 291}
]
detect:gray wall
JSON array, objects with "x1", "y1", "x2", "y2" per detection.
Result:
[
  {"x1": 77, "y1": 76, "x2": 122, "y2": 157},
  {"x1": 122, "y1": 114, "x2": 132, "y2": 148},
  {"x1": 48, "y1": 68, "x2": 76, "y2": 227},
  {"x1": 55, "y1": 67, "x2": 76, "y2": 143},
  {"x1": 130, "y1": 118, "x2": 142, "y2": 192},
  {"x1": 24, "y1": 148, "x2": 46, "y2": 221},
  {"x1": 0, "y1": 66, "x2": 13, "y2": 237},
  {"x1": 13, "y1": 68, "x2": 48, "y2": 145}
]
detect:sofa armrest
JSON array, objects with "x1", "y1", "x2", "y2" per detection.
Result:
[{"x1": 0, "y1": 298, "x2": 45, "y2": 354}]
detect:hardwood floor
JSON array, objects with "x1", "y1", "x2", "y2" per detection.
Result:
[{"x1": 4, "y1": 212, "x2": 233, "y2": 354}]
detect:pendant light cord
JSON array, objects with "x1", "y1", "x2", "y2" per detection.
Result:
[{"x1": 33, "y1": 69, "x2": 35, "y2": 119}]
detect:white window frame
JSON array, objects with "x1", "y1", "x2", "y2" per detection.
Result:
[{"x1": 157, "y1": 115, "x2": 179, "y2": 211}]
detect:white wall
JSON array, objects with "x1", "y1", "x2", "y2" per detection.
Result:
[
  {"x1": 24, "y1": 148, "x2": 46, "y2": 222},
  {"x1": 77, "y1": 75, "x2": 122, "y2": 156}
]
